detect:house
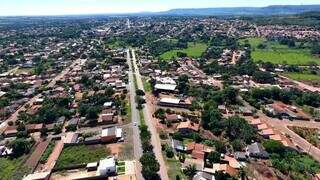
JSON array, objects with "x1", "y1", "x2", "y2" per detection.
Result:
[
  {"x1": 171, "y1": 139, "x2": 186, "y2": 152},
  {"x1": 26, "y1": 124, "x2": 43, "y2": 133},
  {"x1": 4, "y1": 126, "x2": 18, "y2": 137},
  {"x1": 97, "y1": 157, "x2": 116, "y2": 176},
  {"x1": 33, "y1": 98, "x2": 44, "y2": 105},
  {"x1": 158, "y1": 97, "x2": 192, "y2": 108},
  {"x1": 260, "y1": 128, "x2": 275, "y2": 138},
  {"x1": 0, "y1": 91, "x2": 6, "y2": 98},
  {"x1": 193, "y1": 171, "x2": 214, "y2": 180},
  {"x1": 84, "y1": 136, "x2": 101, "y2": 145},
  {"x1": 246, "y1": 142, "x2": 269, "y2": 159},
  {"x1": 239, "y1": 107, "x2": 253, "y2": 116},
  {"x1": 187, "y1": 142, "x2": 214, "y2": 160},
  {"x1": 103, "y1": 102, "x2": 113, "y2": 108},
  {"x1": 234, "y1": 152, "x2": 247, "y2": 161},
  {"x1": 154, "y1": 84, "x2": 177, "y2": 92},
  {"x1": 99, "y1": 113, "x2": 116, "y2": 124},
  {"x1": 63, "y1": 132, "x2": 78, "y2": 144},
  {"x1": 101, "y1": 127, "x2": 122, "y2": 143},
  {"x1": 66, "y1": 118, "x2": 79, "y2": 128},
  {"x1": 203, "y1": 163, "x2": 238, "y2": 177},
  {"x1": 257, "y1": 123, "x2": 268, "y2": 131},
  {"x1": 218, "y1": 105, "x2": 227, "y2": 114},
  {"x1": 177, "y1": 121, "x2": 199, "y2": 135},
  {"x1": 86, "y1": 162, "x2": 98, "y2": 171},
  {"x1": 166, "y1": 114, "x2": 182, "y2": 123},
  {"x1": 222, "y1": 155, "x2": 242, "y2": 169},
  {"x1": 182, "y1": 158, "x2": 204, "y2": 171},
  {"x1": 249, "y1": 119, "x2": 262, "y2": 128}
]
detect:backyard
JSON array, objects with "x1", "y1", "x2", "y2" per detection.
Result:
[
  {"x1": 239, "y1": 38, "x2": 320, "y2": 65},
  {"x1": 55, "y1": 145, "x2": 110, "y2": 169},
  {"x1": 0, "y1": 157, "x2": 29, "y2": 180},
  {"x1": 160, "y1": 42, "x2": 208, "y2": 60}
]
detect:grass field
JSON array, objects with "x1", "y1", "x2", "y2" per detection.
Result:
[
  {"x1": 163, "y1": 153, "x2": 187, "y2": 180},
  {"x1": 55, "y1": 145, "x2": 109, "y2": 169},
  {"x1": 239, "y1": 38, "x2": 320, "y2": 65},
  {"x1": 283, "y1": 72, "x2": 320, "y2": 81},
  {"x1": 143, "y1": 79, "x2": 152, "y2": 92},
  {"x1": 160, "y1": 42, "x2": 208, "y2": 60},
  {"x1": 0, "y1": 157, "x2": 26, "y2": 180}
]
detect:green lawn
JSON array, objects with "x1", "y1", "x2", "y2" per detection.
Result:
[
  {"x1": 283, "y1": 72, "x2": 320, "y2": 81},
  {"x1": 164, "y1": 155, "x2": 187, "y2": 180},
  {"x1": 0, "y1": 157, "x2": 25, "y2": 180},
  {"x1": 160, "y1": 42, "x2": 208, "y2": 60},
  {"x1": 55, "y1": 145, "x2": 109, "y2": 169},
  {"x1": 239, "y1": 38, "x2": 320, "y2": 65},
  {"x1": 40, "y1": 141, "x2": 55, "y2": 162},
  {"x1": 143, "y1": 80, "x2": 152, "y2": 92}
]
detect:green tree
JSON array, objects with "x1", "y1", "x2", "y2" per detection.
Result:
[
  {"x1": 140, "y1": 152, "x2": 160, "y2": 180},
  {"x1": 207, "y1": 151, "x2": 221, "y2": 164},
  {"x1": 9, "y1": 139, "x2": 32, "y2": 157}
]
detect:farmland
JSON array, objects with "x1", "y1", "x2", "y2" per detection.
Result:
[
  {"x1": 239, "y1": 38, "x2": 320, "y2": 65},
  {"x1": 160, "y1": 42, "x2": 208, "y2": 60}
]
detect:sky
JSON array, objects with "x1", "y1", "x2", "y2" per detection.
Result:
[{"x1": 0, "y1": 0, "x2": 319, "y2": 16}]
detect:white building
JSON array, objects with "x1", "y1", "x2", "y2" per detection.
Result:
[{"x1": 97, "y1": 157, "x2": 116, "y2": 176}]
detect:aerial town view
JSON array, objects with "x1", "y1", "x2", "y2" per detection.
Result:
[{"x1": 1, "y1": 0, "x2": 320, "y2": 180}]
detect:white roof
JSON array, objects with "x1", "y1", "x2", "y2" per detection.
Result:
[
  {"x1": 99, "y1": 157, "x2": 115, "y2": 168},
  {"x1": 0, "y1": 91, "x2": 6, "y2": 97},
  {"x1": 155, "y1": 84, "x2": 177, "y2": 91},
  {"x1": 23, "y1": 171, "x2": 50, "y2": 180},
  {"x1": 103, "y1": 102, "x2": 113, "y2": 107},
  {"x1": 160, "y1": 98, "x2": 180, "y2": 104},
  {"x1": 87, "y1": 162, "x2": 98, "y2": 168},
  {"x1": 116, "y1": 128, "x2": 122, "y2": 138}
]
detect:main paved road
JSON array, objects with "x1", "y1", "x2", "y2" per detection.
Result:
[
  {"x1": 131, "y1": 49, "x2": 169, "y2": 180},
  {"x1": 126, "y1": 49, "x2": 144, "y2": 180},
  {"x1": 0, "y1": 59, "x2": 84, "y2": 134}
]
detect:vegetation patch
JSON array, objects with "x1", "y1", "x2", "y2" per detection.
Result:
[
  {"x1": 288, "y1": 126, "x2": 320, "y2": 149},
  {"x1": 40, "y1": 141, "x2": 55, "y2": 162},
  {"x1": 160, "y1": 42, "x2": 208, "y2": 60},
  {"x1": 0, "y1": 157, "x2": 26, "y2": 180},
  {"x1": 283, "y1": 72, "x2": 320, "y2": 81},
  {"x1": 239, "y1": 38, "x2": 320, "y2": 65},
  {"x1": 55, "y1": 145, "x2": 109, "y2": 169}
]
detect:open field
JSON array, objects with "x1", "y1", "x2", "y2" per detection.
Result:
[
  {"x1": 55, "y1": 145, "x2": 110, "y2": 169},
  {"x1": 160, "y1": 42, "x2": 208, "y2": 60},
  {"x1": 283, "y1": 72, "x2": 320, "y2": 81},
  {"x1": 239, "y1": 38, "x2": 320, "y2": 65}
]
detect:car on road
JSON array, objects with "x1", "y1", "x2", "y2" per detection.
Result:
[{"x1": 133, "y1": 122, "x2": 137, "y2": 126}]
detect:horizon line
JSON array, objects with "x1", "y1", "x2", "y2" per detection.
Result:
[{"x1": 0, "y1": 4, "x2": 319, "y2": 17}]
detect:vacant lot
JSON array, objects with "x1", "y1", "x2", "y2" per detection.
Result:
[
  {"x1": 160, "y1": 42, "x2": 207, "y2": 60},
  {"x1": 289, "y1": 126, "x2": 320, "y2": 149},
  {"x1": 55, "y1": 145, "x2": 110, "y2": 169},
  {"x1": 163, "y1": 153, "x2": 187, "y2": 180},
  {"x1": 239, "y1": 38, "x2": 320, "y2": 65}
]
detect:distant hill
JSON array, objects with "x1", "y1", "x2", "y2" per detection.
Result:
[{"x1": 151, "y1": 5, "x2": 320, "y2": 16}]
